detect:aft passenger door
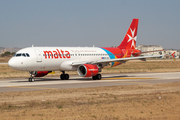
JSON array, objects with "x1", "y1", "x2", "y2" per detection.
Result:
[{"x1": 34, "y1": 49, "x2": 42, "y2": 62}]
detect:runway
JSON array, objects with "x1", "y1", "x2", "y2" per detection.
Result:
[{"x1": 0, "y1": 72, "x2": 180, "y2": 92}]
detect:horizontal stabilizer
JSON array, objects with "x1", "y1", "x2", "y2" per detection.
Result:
[{"x1": 133, "y1": 49, "x2": 164, "y2": 56}]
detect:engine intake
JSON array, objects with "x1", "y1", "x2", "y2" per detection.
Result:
[{"x1": 77, "y1": 64, "x2": 99, "y2": 77}]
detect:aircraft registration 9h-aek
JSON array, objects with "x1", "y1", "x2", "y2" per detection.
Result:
[{"x1": 8, "y1": 19, "x2": 163, "y2": 82}]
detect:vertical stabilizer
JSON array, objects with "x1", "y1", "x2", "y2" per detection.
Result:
[
  {"x1": 171, "y1": 52, "x2": 175, "y2": 58},
  {"x1": 118, "y1": 19, "x2": 139, "y2": 49}
]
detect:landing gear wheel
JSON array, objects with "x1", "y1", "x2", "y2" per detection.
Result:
[
  {"x1": 28, "y1": 78, "x2": 32, "y2": 82},
  {"x1": 28, "y1": 78, "x2": 35, "y2": 82},
  {"x1": 60, "y1": 74, "x2": 69, "y2": 80},
  {"x1": 96, "y1": 74, "x2": 102, "y2": 80},
  {"x1": 92, "y1": 76, "x2": 97, "y2": 80},
  {"x1": 92, "y1": 74, "x2": 102, "y2": 80},
  {"x1": 60, "y1": 74, "x2": 65, "y2": 80},
  {"x1": 64, "y1": 74, "x2": 69, "y2": 80}
]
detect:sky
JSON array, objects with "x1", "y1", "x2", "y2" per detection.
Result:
[{"x1": 0, "y1": 0, "x2": 180, "y2": 49}]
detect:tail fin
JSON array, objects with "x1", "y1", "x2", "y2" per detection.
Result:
[
  {"x1": 171, "y1": 52, "x2": 175, "y2": 58},
  {"x1": 118, "y1": 19, "x2": 139, "y2": 49}
]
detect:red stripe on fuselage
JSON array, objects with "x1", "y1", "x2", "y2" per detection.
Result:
[{"x1": 101, "y1": 47, "x2": 141, "y2": 58}]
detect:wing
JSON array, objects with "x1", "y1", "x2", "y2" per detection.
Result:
[{"x1": 72, "y1": 55, "x2": 163, "y2": 66}]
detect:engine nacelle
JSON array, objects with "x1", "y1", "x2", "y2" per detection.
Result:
[
  {"x1": 77, "y1": 64, "x2": 99, "y2": 77},
  {"x1": 29, "y1": 71, "x2": 50, "y2": 77}
]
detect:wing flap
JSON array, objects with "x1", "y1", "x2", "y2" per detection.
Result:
[{"x1": 96, "y1": 55, "x2": 163, "y2": 63}]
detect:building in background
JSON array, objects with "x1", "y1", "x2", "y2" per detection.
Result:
[
  {"x1": 136, "y1": 45, "x2": 165, "y2": 56},
  {"x1": 136, "y1": 45, "x2": 179, "y2": 59},
  {"x1": 0, "y1": 49, "x2": 3, "y2": 54},
  {"x1": 164, "y1": 49, "x2": 179, "y2": 59},
  {"x1": 0, "y1": 48, "x2": 6, "y2": 54}
]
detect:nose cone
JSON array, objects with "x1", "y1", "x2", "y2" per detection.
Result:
[{"x1": 8, "y1": 58, "x2": 17, "y2": 70}]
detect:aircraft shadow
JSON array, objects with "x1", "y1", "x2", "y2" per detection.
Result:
[
  {"x1": 11, "y1": 75, "x2": 135, "y2": 83},
  {"x1": 103, "y1": 75, "x2": 132, "y2": 78}
]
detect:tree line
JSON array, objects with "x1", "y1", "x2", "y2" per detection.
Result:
[{"x1": 1, "y1": 51, "x2": 15, "y2": 57}]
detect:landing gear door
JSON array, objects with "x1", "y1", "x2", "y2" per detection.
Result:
[{"x1": 34, "y1": 49, "x2": 42, "y2": 62}]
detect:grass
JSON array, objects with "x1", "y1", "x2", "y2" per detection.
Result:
[
  {"x1": 0, "y1": 56, "x2": 11, "y2": 62},
  {"x1": 0, "y1": 82, "x2": 180, "y2": 119}
]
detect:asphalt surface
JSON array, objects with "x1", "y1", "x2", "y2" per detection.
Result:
[{"x1": 0, "y1": 72, "x2": 180, "y2": 92}]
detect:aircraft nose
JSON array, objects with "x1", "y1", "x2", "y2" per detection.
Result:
[{"x1": 8, "y1": 58, "x2": 17, "y2": 69}]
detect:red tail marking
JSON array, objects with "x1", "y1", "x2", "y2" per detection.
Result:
[
  {"x1": 172, "y1": 52, "x2": 175, "y2": 58},
  {"x1": 118, "y1": 19, "x2": 139, "y2": 49}
]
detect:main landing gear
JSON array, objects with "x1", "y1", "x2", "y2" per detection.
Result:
[
  {"x1": 92, "y1": 74, "x2": 102, "y2": 80},
  {"x1": 60, "y1": 71, "x2": 69, "y2": 80}
]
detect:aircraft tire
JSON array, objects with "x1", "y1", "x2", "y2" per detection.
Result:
[
  {"x1": 92, "y1": 74, "x2": 102, "y2": 80},
  {"x1": 92, "y1": 76, "x2": 97, "y2": 80},
  {"x1": 28, "y1": 78, "x2": 35, "y2": 82},
  {"x1": 65, "y1": 74, "x2": 69, "y2": 80},
  {"x1": 28, "y1": 78, "x2": 32, "y2": 82},
  {"x1": 96, "y1": 74, "x2": 102, "y2": 80},
  {"x1": 60, "y1": 74, "x2": 65, "y2": 80}
]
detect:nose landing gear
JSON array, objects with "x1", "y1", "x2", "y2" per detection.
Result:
[
  {"x1": 28, "y1": 77, "x2": 35, "y2": 82},
  {"x1": 28, "y1": 71, "x2": 36, "y2": 82}
]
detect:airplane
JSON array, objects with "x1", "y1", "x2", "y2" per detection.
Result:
[
  {"x1": 171, "y1": 52, "x2": 176, "y2": 58},
  {"x1": 8, "y1": 19, "x2": 163, "y2": 82}
]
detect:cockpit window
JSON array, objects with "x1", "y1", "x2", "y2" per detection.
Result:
[
  {"x1": 22, "y1": 53, "x2": 26, "y2": 57},
  {"x1": 14, "y1": 53, "x2": 30, "y2": 57},
  {"x1": 26, "y1": 53, "x2": 30, "y2": 57},
  {"x1": 16, "y1": 53, "x2": 22, "y2": 57}
]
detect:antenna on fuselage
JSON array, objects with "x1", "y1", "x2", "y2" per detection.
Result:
[
  {"x1": 93, "y1": 45, "x2": 95, "y2": 47},
  {"x1": 32, "y1": 44, "x2": 34, "y2": 47}
]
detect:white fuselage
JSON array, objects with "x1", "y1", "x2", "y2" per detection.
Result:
[{"x1": 8, "y1": 47, "x2": 110, "y2": 71}]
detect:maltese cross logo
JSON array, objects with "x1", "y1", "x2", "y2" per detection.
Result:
[{"x1": 127, "y1": 28, "x2": 137, "y2": 48}]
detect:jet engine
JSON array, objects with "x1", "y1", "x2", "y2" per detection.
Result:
[
  {"x1": 77, "y1": 64, "x2": 99, "y2": 77},
  {"x1": 29, "y1": 71, "x2": 51, "y2": 77}
]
